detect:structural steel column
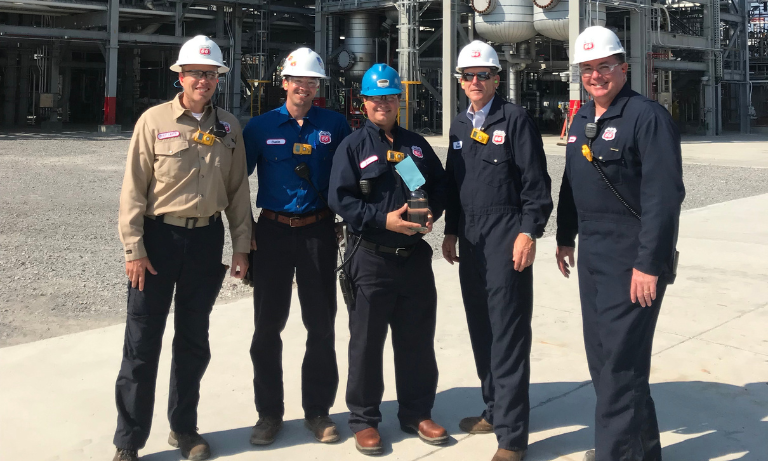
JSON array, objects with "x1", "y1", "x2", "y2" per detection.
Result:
[
  {"x1": 17, "y1": 50, "x2": 30, "y2": 125},
  {"x1": 315, "y1": 0, "x2": 327, "y2": 98},
  {"x1": 102, "y1": 0, "x2": 119, "y2": 127},
  {"x1": 630, "y1": 0, "x2": 649, "y2": 96},
  {"x1": 568, "y1": 0, "x2": 583, "y2": 122},
  {"x1": 703, "y1": 0, "x2": 717, "y2": 135},
  {"x1": 442, "y1": 0, "x2": 457, "y2": 140},
  {"x1": 398, "y1": 0, "x2": 419, "y2": 129},
  {"x1": 231, "y1": 7, "x2": 243, "y2": 116},
  {"x1": 740, "y1": 0, "x2": 750, "y2": 134}
]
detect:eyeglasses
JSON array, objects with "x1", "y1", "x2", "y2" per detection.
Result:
[
  {"x1": 366, "y1": 95, "x2": 399, "y2": 103},
  {"x1": 579, "y1": 63, "x2": 621, "y2": 77},
  {"x1": 460, "y1": 72, "x2": 494, "y2": 82},
  {"x1": 288, "y1": 77, "x2": 320, "y2": 88},
  {"x1": 182, "y1": 70, "x2": 220, "y2": 80}
]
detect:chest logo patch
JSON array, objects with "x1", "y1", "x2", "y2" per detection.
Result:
[
  {"x1": 602, "y1": 127, "x2": 617, "y2": 141},
  {"x1": 568, "y1": 135, "x2": 577, "y2": 143},
  {"x1": 319, "y1": 131, "x2": 332, "y2": 144},
  {"x1": 411, "y1": 146, "x2": 423, "y2": 158},
  {"x1": 453, "y1": 141, "x2": 462, "y2": 150},
  {"x1": 360, "y1": 155, "x2": 378, "y2": 169},
  {"x1": 492, "y1": 130, "x2": 506, "y2": 145},
  {"x1": 221, "y1": 121, "x2": 231, "y2": 133},
  {"x1": 266, "y1": 138, "x2": 286, "y2": 145},
  {"x1": 157, "y1": 131, "x2": 180, "y2": 140}
]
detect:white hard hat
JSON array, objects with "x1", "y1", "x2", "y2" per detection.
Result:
[
  {"x1": 456, "y1": 40, "x2": 502, "y2": 73},
  {"x1": 170, "y1": 35, "x2": 229, "y2": 73},
  {"x1": 572, "y1": 26, "x2": 625, "y2": 64},
  {"x1": 281, "y1": 48, "x2": 328, "y2": 79}
]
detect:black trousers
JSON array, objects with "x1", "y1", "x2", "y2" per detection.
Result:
[
  {"x1": 249, "y1": 215, "x2": 339, "y2": 420},
  {"x1": 579, "y1": 245, "x2": 666, "y2": 461},
  {"x1": 114, "y1": 218, "x2": 227, "y2": 450},
  {"x1": 458, "y1": 233, "x2": 533, "y2": 452},
  {"x1": 345, "y1": 239, "x2": 439, "y2": 433}
]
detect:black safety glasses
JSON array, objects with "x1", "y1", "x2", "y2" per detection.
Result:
[{"x1": 461, "y1": 72, "x2": 493, "y2": 82}]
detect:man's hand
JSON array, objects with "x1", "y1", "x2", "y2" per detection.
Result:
[
  {"x1": 442, "y1": 234, "x2": 460, "y2": 265},
  {"x1": 556, "y1": 246, "x2": 575, "y2": 278},
  {"x1": 630, "y1": 268, "x2": 658, "y2": 307},
  {"x1": 422, "y1": 210, "x2": 434, "y2": 234},
  {"x1": 385, "y1": 204, "x2": 422, "y2": 235},
  {"x1": 125, "y1": 257, "x2": 157, "y2": 292},
  {"x1": 512, "y1": 233, "x2": 536, "y2": 272},
  {"x1": 231, "y1": 252, "x2": 249, "y2": 279}
]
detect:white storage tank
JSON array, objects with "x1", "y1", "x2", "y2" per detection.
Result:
[
  {"x1": 474, "y1": 0, "x2": 536, "y2": 44},
  {"x1": 533, "y1": 0, "x2": 606, "y2": 41}
]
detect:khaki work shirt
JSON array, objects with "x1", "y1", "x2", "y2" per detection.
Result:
[{"x1": 118, "y1": 93, "x2": 252, "y2": 261}]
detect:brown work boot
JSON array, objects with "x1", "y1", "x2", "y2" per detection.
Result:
[
  {"x1": 401, "y1": 419, "x2": 449, "y2": 445},
  {"x1": 112, "y1": 448, "x2": 138, "y2": 461},
  {"x1": 583, "y1": 449, "x2": 595, "y2": 461},
  {"x1": 491, "y1": 448, "x2": 527, "y2": 461},
  {"x1": 459, "y1": 415, "x2": 494, "y2": 434},
  {"x1": 249, "y1": 416, "x2": 283, "y2": 445},
  {"x1": 305, "y1": 415, "x2": 340, "y2": 443},
  {"x1": 168, "y1": 430, "x2": 211, "y2": 461},
  {"x1": 354, "y1": 427, "x2": 384, "y2": 455}
]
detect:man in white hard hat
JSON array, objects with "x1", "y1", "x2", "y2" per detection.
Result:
[
  {"x1": 113, "y1": 35, "x2": 251, "y2": 461},
  {"x1": 442, "y1": 40, "x2": 552, "y2": 461},
  {"x1": 555, "y1": 26, "x2": 684, "y2": 461},
  {"x1": 243, "y1": 47, "x2": 351, "y2": 446}
]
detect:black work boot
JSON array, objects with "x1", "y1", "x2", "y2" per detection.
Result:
[
  {"x1": 168, "y1": 430, "x2": 211, "y2": 461},
  {"x1": 250, "y1": 416, "x2": 283, "y2": 445},
  {"x1": 112, "y1": 448, "x2": 138, "y2": 461}
]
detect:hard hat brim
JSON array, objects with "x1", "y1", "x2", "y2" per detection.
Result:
[
  {"x1": 170, "y1": 61, "x2": 230, "y2": 74},
  {"x1": 455, "y1": 64, "x2": 503, "y2": 73},
  {"x1": 360, "y1": 88, "x2": 402, "y2": 96},
  {"x1": 572, "y1": 50, "x2": 625, "y2": 65},
  {"x1": 281, "y1": 70, "x2": 328, "y2": 79}
]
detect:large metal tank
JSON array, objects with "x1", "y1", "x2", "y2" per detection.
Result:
[
  {"x1": 345, "y1": 11, "x2": 378, "y2": 78},
  {"x1": 474, "y1": 0, "x2": 536, "y2": 44},
  {"x1": 533, "y1": 0, "x2": 606, "y2": 41}
]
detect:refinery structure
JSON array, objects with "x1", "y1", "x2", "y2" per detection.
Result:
[{"x1": 0, "y1": 0, "x2": 766, "y2": 136}]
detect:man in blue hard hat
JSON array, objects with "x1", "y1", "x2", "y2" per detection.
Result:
[
  {"x1": 329, "y1": 64, "x2": 450, "y2": 456},
  {"x1": 243, "y1": 47, "x2": 351, "y2": 446}
]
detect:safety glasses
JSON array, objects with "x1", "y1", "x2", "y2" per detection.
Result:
[
  {"x1": 365, "y1": 95, "x2": 400, "y2": 103},
  {"x1": 460, "y1": 72, "x2": 494, "y2": 82},
  {"x1": 288, "y1": 77, "x2": 321, "y2": 88},
  {"x1": 182, "y1": 70, "x2": 220, "y2": 80},
  {"x1": 579, "y1": 62, "x2": 621, "y2": 77}
]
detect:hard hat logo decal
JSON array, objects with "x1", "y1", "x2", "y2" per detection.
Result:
[
  {"x1": 319, "y1": 131, "x2": 332, "y2": 144},
  {"x1": 583, "y1": 42, "x2": 594, "y2": 50},
  {"x1": 492, "y1": 130, "x2": 506, "y2": 145},
  {"x1": 470, "y1": 50, "x2": 481, "y2": 58},
  {"x1": 601, "y1": 127, "x2": 617, "y2": 141},
  {"x1": 316, "y1": 56, "x2": 324, "y2": 68},
  {"x1": 376, "y1": 79, "x2": 390, "y2": 88},
  {"x1": 199, "y1": 46, "x2": 211, "y2": 55},
  {"x1": 411, "y1": 146, "x2": 423, "y2": 158}
]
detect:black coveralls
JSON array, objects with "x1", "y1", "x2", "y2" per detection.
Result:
[
  {"x1": 445, "y1": 96, "x2": 552, "y2": 451},
  {"x1": 556, "y1": 84, "x2": 684, "y2": 461},
  {"x1": 328, "y1": 120, "x2": 448, "y2": 433}
]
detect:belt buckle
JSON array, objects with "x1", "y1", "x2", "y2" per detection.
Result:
[
  {"x1": 289, "y1": 216, "x2": 301, "y2": 227},
  {"x1": 395, "y1": 247, "x2": 408, "y2": 256},
  {"x1": 185, "y1": 217, "x2": 199, "y2": 229}
]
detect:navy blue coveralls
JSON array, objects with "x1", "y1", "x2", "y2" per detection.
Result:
[
  {"x1": 328, "y1": 119, "x2": 448, "y2": 433},
  {"x1": 445, "y1": 96, "x2": 552, "y2": 451},
  {"x1": 556, "y1": 83, "x2": 684, "y2": 461},
  {"x1": 243, "y1": 104, "x2": 351, "y2": 420}
]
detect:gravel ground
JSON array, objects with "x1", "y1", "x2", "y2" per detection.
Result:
[{"x1": 1, "y1": 132, "x2": 767, "y2": 347}]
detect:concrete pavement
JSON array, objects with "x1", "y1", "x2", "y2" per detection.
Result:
[{"x1": 1, "y1": 193, "x2": 767, "y2": 461}]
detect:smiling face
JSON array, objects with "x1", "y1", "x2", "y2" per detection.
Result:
[
  {"x1": 580, "y1": 54, "x2": 628, "y2": 106},
  {"x1": 362, "y1": 94, "x2": 399, "y2": 130},
  {"x1": 459, "y1": 66, "x2": 499, "y2": 109},
  {"x1": 178, "y1": 64, "x2": 218, "y2": 108},
  {"x1": 282, "y1": 76, "x2": 319, "y2": 110}
]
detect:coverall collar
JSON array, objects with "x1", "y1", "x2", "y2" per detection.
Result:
[
  {"x1": 171, "y1": 92, "x2": 213, "y2": 121},
  {"x1": 584, "y1": 82, "x2": 634, "y2": 121},
  {"x1": 364, "y1": 118, "x2": 400, "y2": 144},
  {"x1": 277, "y1": 103, "x2": 320, "y2": 128}
]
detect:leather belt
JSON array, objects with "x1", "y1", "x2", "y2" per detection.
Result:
[
  {"x1": 146, "y1": 212, "x2": 221, "y2": 229},
  {"x1": 357, "y1": 236, "x2": 415, "y2": 258},
  {"x1": 260, "y1": 208, "x2": 332, "y2": 228}
]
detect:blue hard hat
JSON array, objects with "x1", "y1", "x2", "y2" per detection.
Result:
[{"x1": 360, "y1": 64, "x2": 402, "y2": 96}]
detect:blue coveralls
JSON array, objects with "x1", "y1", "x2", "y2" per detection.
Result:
[
  {"x1": 328, "y1": 119, "x2": 448, "y2": 433},
  {"x1": 445, "y1": 96, "x2": 553, "y2": 451},
  {"x1": 556, "y1": 83, "x2": 685, "y2": 461},
  {"x1": 242, "y1": 104, "x2": 351, "y2": 420}
]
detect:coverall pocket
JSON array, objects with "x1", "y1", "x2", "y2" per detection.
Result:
[
  {"x1": 154, "y1": 140, "x2": 189, "y2": 182},
  {"x1": 594, "y1": 147, "x2": 624, "y2": 186},
  {"x1": 478, "y1": 148, "x2": 513, "y2": 187}
]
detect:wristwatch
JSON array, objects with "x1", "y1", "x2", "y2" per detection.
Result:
[{"x1": 522, "y1": 232, "x2": 535, "y2": 241}]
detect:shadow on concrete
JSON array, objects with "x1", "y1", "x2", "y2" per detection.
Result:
[
  {"x1": 0, "y1": 130, "x2": 132, "y2": 141},
  {"x1": 141, "y1": 382, "x2": 766, "y2": 460}
]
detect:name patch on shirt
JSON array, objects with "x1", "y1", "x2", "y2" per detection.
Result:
[
  {"x1": 360, "y1": 155, "x2": 378, "y2": 169},
  {"x1": 319, "y1": 131, "x2": 332, "y2": 144},
  {"x1": 221, "y1": 121, "x2": 231, "y2": 133},
  {"x1": 411, "y1": 146, "x2": 423, "y2": 158},
  {"x1": 602, "y1": 127, "x2": 617, "y2": 141},
  {"x1": 266, "y1": 139, "x2": 286, "y2": 145},
  {"x1": 492, "y1": 130, "x2": 506, "y2": 145},
  {"x1": 453, "y1": 141, "x2": 463, "y2": 150},
  {"x1": 568, "y1": 135, "x2": 577, "y2": 143},
  {"x1": 157, "y1": 131, "x2": 180, "y2": 140}
]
